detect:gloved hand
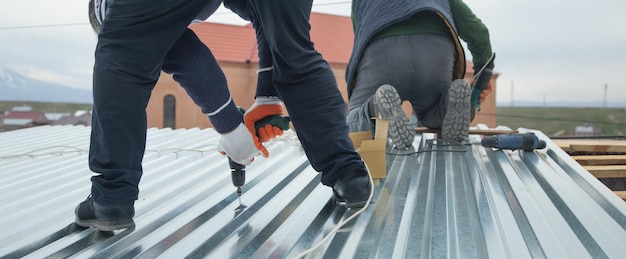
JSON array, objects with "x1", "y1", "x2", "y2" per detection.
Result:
[
  {"x1": 254, "y1": 115, "x2": 291, "y2": 142},
  {"x1": 473, "y1": 53, "x2": 496, "y2": 105},
  {"x1": 476, "y1": 80, "x2": 493, "y2": 104},
  {"x1": 218, "y1": 123, "x2": 268, "y2": 165},
  {"x1": 470, "y1": 65, "x2": 494, "y2": 112},
  {"x1": 244, "y1": 97, "x2": 287, "y2": 142}
]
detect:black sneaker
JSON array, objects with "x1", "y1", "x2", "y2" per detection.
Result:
[
  {"x1": 75, "y1": 195, "x2": 135, "y2": 231},
  {"x1": 332, "y1": 167, "x2": 372, "y2": 208},
  {"x1": 372, "y1": 84, "x2": 415, "y2": 149},
  {"x1": 442, "y1": 79, "x2": 471, "y2": 141}
]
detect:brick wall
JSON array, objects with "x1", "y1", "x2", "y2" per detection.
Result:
[{"x1": 147, "y1": 62, "x2": 497, "y2": 129}]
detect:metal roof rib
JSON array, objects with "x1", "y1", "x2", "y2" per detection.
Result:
[{"x1": 1, "y1": 125, "x2": 626, "y2": 258}]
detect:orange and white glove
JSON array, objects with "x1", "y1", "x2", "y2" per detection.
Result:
[
  {"x1": 217, "y1": 123, "x2": 268, "y2": 165},
  {"x1": 478, "y1": 80, "x2": 493, "y2": 104},
  {"x1": 244, "y1": 97, "x2": 285, "y2": 143}
]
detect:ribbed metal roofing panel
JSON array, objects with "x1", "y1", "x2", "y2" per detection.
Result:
[{"x1": 1, "y1": 125, "x2": 625, "y2": 258}]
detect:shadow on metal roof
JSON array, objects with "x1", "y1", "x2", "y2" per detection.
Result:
[{"x1": 1, "y1": 125, "x2": 625, "y2": 258}]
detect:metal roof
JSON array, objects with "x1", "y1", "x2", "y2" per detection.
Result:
[
  {"x1": 3, "y1": 118, "x2": 33, "y2": 126},
  {"x1": 1, "y1": 125, "x2": 626, "y2": 258}
]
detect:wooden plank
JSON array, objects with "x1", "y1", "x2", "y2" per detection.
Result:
[
  {"x1": 584, "y1": 165, "x2": 626, "y2": 178},
  {"x1": 551, "y1": 139, "x2": 626, "y2": 153},
  {"x1": 414, "y1": 127, "x2": 518, "y2": 135},
  {"x1": 615, "y1": 191, "x2": 626, "y2": 201},
  {"x1": 552, "y1": 139, "x2": 574, "y2": 151},
  {"x1": 570, "y1": 144, "x2": 626, "y2": 153},
  {"x1": 571, "y1": 155, "x2": 626, "y2": 166}
]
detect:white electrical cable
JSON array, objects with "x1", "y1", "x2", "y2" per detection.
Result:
[{"x1": 293, "y1": 162, "x2": 375, "y2": 259}]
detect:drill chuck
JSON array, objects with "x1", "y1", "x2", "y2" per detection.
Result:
[
  {"x1": 229, "y1": 157, "x2": 245, "y2": 194},
  {"x1": 481, "y1": 133, "x2": 547, "y2": 151}
]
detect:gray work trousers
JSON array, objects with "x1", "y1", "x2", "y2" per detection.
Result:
[{"x1": 346, "y1": 34, "x2": 456, "y2": 133}]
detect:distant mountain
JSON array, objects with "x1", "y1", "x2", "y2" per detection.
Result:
[{"x1": 0, "y1": 69, "x2": 92, "y2": 104}]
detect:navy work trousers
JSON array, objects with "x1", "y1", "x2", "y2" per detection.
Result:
[
  {"x1": 90, "y1": 0, "x2": 363, "y2": 206},
  {"x1": 228, "y1": 0, "x2": 365, "y2": 185},
  {"x1": 89, "y1": 0, "x2": 212, "y2": 206}
]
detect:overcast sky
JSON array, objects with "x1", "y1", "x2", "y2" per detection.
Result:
[{"x1": 1, "y1": 0, "x2": 625, "y2": 106}]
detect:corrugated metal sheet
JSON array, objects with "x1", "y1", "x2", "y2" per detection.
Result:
[{"x1": 1, "y1": 125, "x2": 625, "y2": 258}]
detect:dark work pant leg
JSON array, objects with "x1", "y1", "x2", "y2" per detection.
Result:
[
  {"x1": 161, "y1": 29, "x2": 241, "y2": 133},
  {"x1": 247, "y1": 0, "x2": 364, "y2": 186},
  {"x1": 89, "y1": 0, "x2": 210, "y2": 206},
  {"x1": 251, "y1": 20, "x2": 279, "y2": 97},
  {"x1": 225, "y1": 0, "x2": 279, "y2": 97}
]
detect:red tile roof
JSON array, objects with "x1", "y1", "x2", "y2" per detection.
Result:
[
  {"x1": 189, "y1": 22, "x2": 256, "y2": 63},
  {"x1": 5, "y1": 111, "x2": 43, "y2": 119},
  {"x1": 309, "y1": 13, "x2": 355, "y2": 64},
  {"x1": 189, "y1": 12, "x2": 354, "y2": 64},
  {"x1": 189, "y1": 13, "x2": 493, "y2": 76},
  {"x1": 5, "y1": 111, "x2": 48, "y2": 124}
]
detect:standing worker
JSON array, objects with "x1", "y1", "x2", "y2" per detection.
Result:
[
  {"x1": 76, "y1": 0, "x2": 272, "y2": 232},
  {"x1": 223, "y1": 0, "x2": 372, "y2": 208},
  {"x1": 76, "y1": 0, "x2": 372, "y2": 232},
  {"x1": 346, "y1": 0, "x2": 495, "y2": 149}
]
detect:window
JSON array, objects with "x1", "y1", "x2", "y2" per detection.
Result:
[{"x1": 163, "y1": 95, "x2": 176, "y2": 128}]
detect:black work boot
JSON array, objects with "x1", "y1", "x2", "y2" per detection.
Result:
[
  {"x1": 75, "y1": 195, "x2": 135, "y2": 231},
  {"x1": 442, "y1": 79, "x2": 471, "y2": 141},
  {"x1": 332, "y1": 167, "x2": 372, "y2": 208},
  {"x1": 371, "y1": 84, "x2": 415, "y2": 150}
]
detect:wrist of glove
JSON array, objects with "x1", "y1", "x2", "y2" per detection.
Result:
[
  {"x1": 244, "y1": 97, "x2": 287, "y2": 142},
  {"x1": 218, "y1": 123, "x2": 268, "y2": 165},
  {"x1": 250, "y1": 96, "x2": 282, "y2": 107}
]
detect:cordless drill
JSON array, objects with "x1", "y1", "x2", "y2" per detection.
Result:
[
  {"x1": 229, "y1": 107, "x2": 248, "y2": 195},
  {"x1": 481, "y1": 133, "x2": 547, "y2": 151},
  {"x1": 228, "y1": 107, "x2": 291, "y2": 195},
  {"x1": 470, "y1": 52, "x2": 496, "y2": 112}
]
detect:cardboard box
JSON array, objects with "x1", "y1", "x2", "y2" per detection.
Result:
[{"x1": 348, "y1": 119, "x2": 388, "y2": 179}]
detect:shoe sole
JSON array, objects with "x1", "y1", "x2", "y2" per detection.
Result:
[
  {"x1": 373, "y1": 85, "x2": 415, "y2": 149},
  {"x1": 345, "y1": 199, "x2": 369, "y2": 209},
  {"x1": 334, "y1": 194, "x2": 370, "y2": 209},
  {"x1": 442, "y1": 80, "x2": 471, "y2": 141},
  {"x1": 333, "y1": 190, "x2": 369, "y2": 209},
  {"x1": 75, "y1": 217, "x2": 135, "y2": 231}
]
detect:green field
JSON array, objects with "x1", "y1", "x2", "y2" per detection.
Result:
[
  {"x1": 496, "y1": 107, "x2": 626, "y2": 136},
  {"x1": 2, "y1": 101, "x2": 625, "y2": 137},
  {"x1": 0, "y1": 101, "x2": 92, "y2": 113}
]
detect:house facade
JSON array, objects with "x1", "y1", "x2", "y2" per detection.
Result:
[
  {"x1": 2, "y1": 106, "x2": 49, "y2": 131},
  {"x1": 147, "y1": 13, "x2": 498, "y2": 130}
]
